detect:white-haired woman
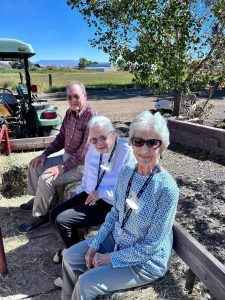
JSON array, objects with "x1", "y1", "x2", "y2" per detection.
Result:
[
  {"x1": 49, "y1": 115, "x2": 136, "y2": 261},
  {"x1": 61, "y1": 111, "x2": 179, "y2": 300}
]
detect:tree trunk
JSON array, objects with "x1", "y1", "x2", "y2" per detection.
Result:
[{"x1": 173, "y1": 90, "x2": 182, "y2": 116}]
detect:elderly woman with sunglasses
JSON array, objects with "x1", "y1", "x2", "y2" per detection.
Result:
[
  {"x1": 61, "y1": 111, "x2": 179, "y2": 300},
  {"x1": 49, "y1": 115, "x2": 135, "y2": 259}
]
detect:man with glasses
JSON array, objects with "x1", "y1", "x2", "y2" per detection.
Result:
[{"x1": 18, "y1": 81, "x2": 98, "y2": 233}]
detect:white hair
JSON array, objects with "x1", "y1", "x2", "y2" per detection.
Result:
[
  {"x1": 88, "y1": 115, "x2": 115, "y2": 132},
  {"x1": 66, "y1": 81, "x2": 86, "y2": 94},
  {"x1": 129, "y1": 111, "x2": 169, "y2": 153}
]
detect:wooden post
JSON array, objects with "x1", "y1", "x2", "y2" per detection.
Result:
[
  {"x1": 172, "y1": 89, "x2": 182, "y2": 117},
  {"x1": 185, "y1": 268, "x2": 196, "y2": 294},
  {"x1": 48, "y1": 74, "x2": 52, "y2": 89},
  {"x1": 0, "y1": 227, "x2": 8, "y2": 275},
  {"x1": 19, "y1": 72, "x2": 23, "y2": 83},
  {"x1": 24, "y1": 57, "x2": 32, "y2": 108},
  {"x1": 0, "y1": 125, "x2": 11, "y2": 156}
]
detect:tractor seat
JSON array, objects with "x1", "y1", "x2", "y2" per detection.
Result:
[
  {"x1": 17, "y1": 83, "x2": 28, "y2": 99},
  {"x1": 0, "y1": 93, "x2": 19, "y2": 115}
]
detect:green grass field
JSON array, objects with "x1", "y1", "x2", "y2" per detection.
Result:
[{"x1": 0, "y1": 70, "x2": 134, "y2": 93}]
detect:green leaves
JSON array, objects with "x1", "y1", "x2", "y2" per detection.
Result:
[
  {"x1": 78, "y1": 57, "x2": 93, "y2": 69},
  {"x1": 67, "y1": 0, "x2": 225, "y2": 114}
]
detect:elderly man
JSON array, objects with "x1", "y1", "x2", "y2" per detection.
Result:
[{"x1": 18, "y1": 81, "x2": 98, "y2": 233}]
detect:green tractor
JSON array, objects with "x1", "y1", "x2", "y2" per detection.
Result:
[{"x1": 0, "y1": 38, "x2": 62, "y2": 138}]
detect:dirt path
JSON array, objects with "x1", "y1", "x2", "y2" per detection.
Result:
[
  {"x1": 46, "y1": 89, "x2": 157, "y2": 122},
  {"x1": 46, "y1": 89, "x2": 225, "y2": 127}
]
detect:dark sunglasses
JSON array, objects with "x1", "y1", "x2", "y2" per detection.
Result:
[
  {"x1": 131, "y1": 137, "x2": 161, "y2": 149},
  {"x1": 90, "y1": 131, "x2": 112, "y2": 144}
]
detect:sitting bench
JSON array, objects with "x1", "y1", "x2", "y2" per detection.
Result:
[
  {"x1": 173, "y1": 221, "x2": 225, "y2": 299},
  {"x1": 86, "y1": 221, "x2": 225, "y2": 299}
]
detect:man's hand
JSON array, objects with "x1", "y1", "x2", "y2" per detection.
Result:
[
  {"x1": 29, "y1": 154, "x2": 47, "y2": 168},
  {"x1": 92, "y1": 252, "x2": 111, "y2": 268},
  {"x1": 85, "y1": 247, "x2": 97, "y2": 269},
  {"x1": 43, "y1": 165, "x2": 64, "y2": 180},
  {"x1": 85, "y1": 191, "x2": 100, "y2": 206}
]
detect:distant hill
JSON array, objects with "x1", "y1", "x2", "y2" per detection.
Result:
[
  {"x1": 0, "y1": 61, "x2": 10, "y2": 69},
  {"x1": 35, "y1": 60, "x2": 79, "y2": 67}
]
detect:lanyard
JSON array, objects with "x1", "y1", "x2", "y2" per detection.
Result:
[
  {"x1": 121, "y1": 163, "x2": 160, "y2": 229},
  {"x1": 95, "y1": 138, "x2": 117, "y2": 190}
]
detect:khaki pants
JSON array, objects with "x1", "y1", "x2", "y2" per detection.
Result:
[
  {"x1": 27, "y1": 153, "x2": 83, "y2": 217},
  {"x1": 62, "y1": 234, "x2": 158, "y2": 300}
]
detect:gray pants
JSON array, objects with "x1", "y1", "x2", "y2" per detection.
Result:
[
  {"x1": 62, "y1": 234, "x2": 158, "y2": 300},
  {"x1": 27, "y1": 154, "x2": 83, "y2": 217}
]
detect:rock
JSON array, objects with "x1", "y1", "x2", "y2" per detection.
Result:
[
  {"x1": 176, "y1": 115, "x2": 186, "y2": 120},
  {"x1": 214, "y1": 120, "x2": 225, "y2": 129},
  {"x1": 189, "y1": 118, "x2": 204, "y2": 124}
]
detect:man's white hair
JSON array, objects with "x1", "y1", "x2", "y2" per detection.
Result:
[{"x1": 66, "y1": 81, "x2": 86, "y2": 94}]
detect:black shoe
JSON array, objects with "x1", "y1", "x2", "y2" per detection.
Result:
[
  {"x1": 20, "y1": 198, "x2": 34, "y2": 212},
  {"x1": 18, "y1": 216, "x2": 50, "y2": 233}
]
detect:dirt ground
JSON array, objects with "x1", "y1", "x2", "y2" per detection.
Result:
[
  {"x1": 0, "y1": 89, "x2": 225, "y2": 300},
  {"x1": 45, "y1": 88, "x2": 225, "y2": 126}
]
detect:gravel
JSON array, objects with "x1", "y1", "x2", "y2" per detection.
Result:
[{"x1": 164, "y1": 145, "x2": 225, "y2": 265}]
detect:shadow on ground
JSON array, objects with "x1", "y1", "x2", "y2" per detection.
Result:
[
  {"x1": 0, "y1": 221, "x2": 63, "y2": 299},
  {"x1": 44, "y1": 89, "x2": 153, "y2": 102},
  {"x1": 44, "y1": 87, "x2": 225, "y2": 103},
  {"x1": 169, "y1": 143, "x2": 225, "y2": 167}
]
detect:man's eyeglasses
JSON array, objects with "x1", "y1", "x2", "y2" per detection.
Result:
[
  {"x1": 90, "y1": 131, "x2": 112, "y2": 144},
  {"x1": 131, "y1": 137, "x2": 161, "y2": 149},
  {"x1": 68, "y1": 92, "x2": 85, "y2": 101}
]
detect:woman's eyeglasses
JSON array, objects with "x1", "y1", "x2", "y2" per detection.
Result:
[
  {"x1": 90, "y1": 131, "x2": 112, "y2": 144},
  {"x1": 131, "y1": 137, "x2": 161, "y2": 149}
]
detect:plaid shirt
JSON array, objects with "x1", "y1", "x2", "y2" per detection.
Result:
[{"x1": 43, "y1": 102, "x2": 98, "y2": 172}]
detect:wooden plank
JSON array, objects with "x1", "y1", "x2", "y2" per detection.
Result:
[
  {"x1": 173, "y1": 221, "x2": 225, "y2": 300},
  {"x1": 0, "y1": 136, "x2": 54, "y2": 152}
]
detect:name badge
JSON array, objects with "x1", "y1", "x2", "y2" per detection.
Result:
[
  {"x1": 100, "y1": 161, "x2": 113, "y2": 172},
  {"x1": 126, "y1": 192, "x2": 139, "y2": 210}
]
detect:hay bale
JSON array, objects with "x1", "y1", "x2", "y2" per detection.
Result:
[
  {"x1": 0, "y1": 151, "x2": 80, "y2": 200},
  {"x1": 0, "y1": 151, "x2": 42, "y2": 198},
  {"x1": 1, "y1": 166, "x2": 28, "y2": 197}
]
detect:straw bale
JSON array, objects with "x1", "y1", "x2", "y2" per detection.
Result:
[{"x1": 0, "y1": 151, "x2": 42, "y2": 198}]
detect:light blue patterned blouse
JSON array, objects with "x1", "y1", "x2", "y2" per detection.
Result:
[{"x1": 88, "y1": 163, "x2": 179, "y2": 277}]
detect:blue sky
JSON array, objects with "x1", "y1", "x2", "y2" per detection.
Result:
[{"x1": 0, "y1": 0, "x2": 109, "y2": 63}]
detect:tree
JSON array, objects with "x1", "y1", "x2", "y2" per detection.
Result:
[
  {"x1": 67, "y1": 0, "x2": 225, "y2": 115},
  {"x1": 117, "y1": 58, "x2": 129, "y2": 71},
  {"x1": 78, "y1": 57, "x2": 93, "y2": 69},
  {"x1": 9, "y1": 60, "x2": 24, "y2": 69},
  {"x1": 9, "y1": 60, "x2": 35, "y2": 70}
]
